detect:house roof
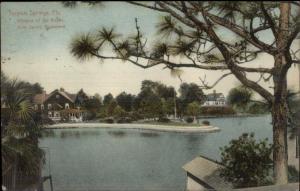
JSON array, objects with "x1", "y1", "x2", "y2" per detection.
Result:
[
  {"x1": 182, "y1": 156, "x2": 233, "y2": 190},
  {"x1": 65, "y1": 92, "x2": 77, "y2": 102},
  {"x1": 33, "y1": 92, "x2": 49, "y2": 104},
  {"x1": 206, "y1": 93, "x2": 225, "y2": 101},
  {"x1": 56, "y1": 90, "x2": 76, "y2": 103},
  {"x1": 33, "y1": 89, "x2": 77, "y2": 104}
]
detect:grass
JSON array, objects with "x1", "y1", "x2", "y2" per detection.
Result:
[{"x1": 135, "y1": 121, "x2": 205, "y2": 127}]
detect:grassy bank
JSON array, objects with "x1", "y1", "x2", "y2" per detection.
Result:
[{"x1": 134, "y1": 121, "x2": 205, "y2": 127}]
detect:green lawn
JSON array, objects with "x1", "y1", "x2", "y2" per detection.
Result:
[{"x1": 134, "y1": 121, "x2": 205, "y2": 127}]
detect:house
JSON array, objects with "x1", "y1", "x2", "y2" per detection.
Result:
[
  {"x1": 202, "y1": 90, "x2": 226, "y2": 106},
  {"x1": 182, "y1": 156, "x2": 232, "y2": 191},
  {"x1": 33, "y1": 88, "x2": 85, "y2": 122}
]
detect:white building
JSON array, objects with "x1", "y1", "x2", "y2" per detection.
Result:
[{"x1": 202, "y1": 90, "x2": 226, "y2": 106}]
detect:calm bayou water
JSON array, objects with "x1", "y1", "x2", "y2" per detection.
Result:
[{"x1": 40, "y1": 115, "x2": 272, "y2": 191}]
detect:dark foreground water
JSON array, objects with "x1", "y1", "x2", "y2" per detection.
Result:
[{"x1": 40, "y1": 115, "x2": 273, "y2": 191}]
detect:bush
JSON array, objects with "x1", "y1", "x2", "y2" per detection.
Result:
[
  {"x1": 41, "y1": 115, "x2": 55, "y2": 125},
  {"x1": 288, "y1": 165, "x2": 299, "y2": 182},
  {"x1": 104, "y1": 118, "x2": 114, "y2": 123},
  {"x1": 202, "y1": 120, "x2": 210, "y2": 125},
  {"x1": 220, "y1": 133, "x2": 273, "y2": 188},
  {"x1": 185, "y1": 117, "x2": 194, "y2": 123},
  {"x1": 83, "y1": 111, "x2": 97, "y2": 120},
  {"x1": 128, "y1": 111, "x2": 143, "y2": 121},
  {"x1": 157, "y1": 117, "x2": 170, "y2": 123},
  {"x1": 96, "y1": 110, "x2": 107, "y2": 119},
  {"x1": 116, "y1": 117, "x2": 132, "y2": 123}
]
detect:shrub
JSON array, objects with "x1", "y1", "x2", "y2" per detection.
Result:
[
  {"x1": 116, "y1": 117, "x2": 132, "y2": 123},
  {"x1": 104, "y1": 118, "x2": 114, "y2": 123},
  {"x1": 185, "y1": 117, "x2": 194, "y2": 123},
  {"x1": 128, "y1": 111, "x2": 143, "y2": 121},
  {"x1": 83, "y1": 111, "x2": 97, "y2": 120},
  {"x1": 220, "y1": 133, "x2": 273, "y2": 188},
  {"x1": 41, "y1": 115, "x2": 55, "y2": 125},
  {"x1": 157, "y1": 117, "x2": 170, "y2": 123},
  {"x1": 202, "y1": 120, "x2": 210, "y2": 125},
  {"x1": 288, "y1": 165, "x2": 299, "y2": 182},
  {"x1": 96, "y1": 110, "x2": 107, "y2": 119}
]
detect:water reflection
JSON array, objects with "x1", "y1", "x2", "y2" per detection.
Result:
[
  {"x1": 187, "y1": 134, "x2": 206, "y2": 143},
  {"x1": 183, "y1": 133, "x2": 207, "y2": 150},
  {"x1": 107, "y1": 130, "x2": 126, "y2": 137},
  {"x1": 41, "y1": 130, "x2": 55, "y2": 138},
  {"x1": 57, "y1": 130, "x2": 101, "y2": 138},
  {"x1": 140, "y1": 132, "x2": 159, "y2": 137}
]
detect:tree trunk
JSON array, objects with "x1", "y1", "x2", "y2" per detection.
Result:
[
  {"x1": 272, "y1": 71, "x2": 289, "y2": 184},
  {"x1": 272, "y1": 100, "x2": 289, "y2": 184},
  {"x1": 271, "y1": 2, "x2": 290, "y2": 184},
  {"x1": 298, "y1": 64, "x2": 300, "y2": 92}
]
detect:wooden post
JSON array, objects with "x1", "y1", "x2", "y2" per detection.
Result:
[
  {"x1": 49, "y1": 175, "x2": 54, "y2": 191},
  {"x1": 12, "y1": 160, "x2": 17, "y2": 191}
]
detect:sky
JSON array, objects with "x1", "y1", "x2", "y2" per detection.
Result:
[{"x1": 1, "y1": 2, "x2": 299, "y2": 98}]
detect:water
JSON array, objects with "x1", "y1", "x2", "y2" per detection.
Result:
[{"x1": 39, "y1": 115, "x2": 273, "y2": 191}]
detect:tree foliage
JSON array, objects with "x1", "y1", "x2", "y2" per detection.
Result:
[
  {"x1": 113, "y1": 105, "x2": 126, "y2": 118},
  {"x1": 227, "y1": 85, "x2": 253, "y2": 111},
  {"x1": 116, "y1": 92, "x2": 135, "y2": 112},
  {"x1": 186, "y1": 101, "x2": 200, "y2": 118},
  {"x1": 103, "y1": 93, "x2": 114, "y2": 106},
  {"x1": 1, "y1": 72, "x2": 45, "y2": 177},
  {"x1": 139, "y1": 92, "x2": 163, "y2": 119},
  {"x1": 75, "y1": 88, "x2": 89, "y2": 107},
  {"x1": 179, "y1": 83, "x2": 205, "y2": 105},
  {"x1": 220, "y1": 133, "x2": 273, "y2": 188}
]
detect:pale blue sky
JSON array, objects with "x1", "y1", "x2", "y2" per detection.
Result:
[{"x1": 1, "y1": 2, "x2": 299, "y2": 98}]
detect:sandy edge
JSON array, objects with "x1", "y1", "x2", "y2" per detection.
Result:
[{"x1": 45, "y1": 123, "x2": 220, "y2": 133}]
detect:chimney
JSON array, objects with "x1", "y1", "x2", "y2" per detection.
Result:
[{"x1": 60, "y1": 87, "x2": 65, "y2": 92}]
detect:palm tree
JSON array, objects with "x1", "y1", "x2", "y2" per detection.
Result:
[{"x1": 1, "y1": 77, "x2": 45, "y2": 188}]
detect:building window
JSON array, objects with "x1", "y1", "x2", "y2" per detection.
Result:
[
  {"x1": 48, "y1": 111, "x2": 52, "y2": 118},
  {"x1": 41, "y1": 104, "x2": 44, "y2": 110},
  {"x1": 65, "y1": 103, "x2": 69, "y2": 109},
  {"x1": 48, "y1": 104, "x2": 52, "y2": 110},
  {"x1": 56, "y1": 94, "x2": 60, "y2": 99},
  {"x1": 34, "y1": 104, "x2": 38, "y2": 110}
]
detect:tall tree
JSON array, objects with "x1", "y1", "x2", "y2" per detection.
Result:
[
  {"x1": 75, "y1": 88, "x2": 89, "y2": 107},
  {"x1": 141, "y1": 80, "x2": 176, "y2": 99},
  {"x1": 69, "y1": 2, "x2": 300, "y2": 184},
  {"x1": 1, "y1": 77, "x2": 44, "y2": 182},
  {"x1": 227, "y1": 85, "x2": 254, "y2": 112},
  {"x1": 103, "y1": 93, "x2": 114, "y2": 106},
  {"x1": 116, "y1": 92, "x2": 135, "y2": 112},
  {"x1": 179, "y1": 83, "x2": 205, "y2": 105},
  {"x1": 186, "y1": 101, "x2": 201, "y2": 121},
  {"x1": 139, "y1": 92, "x2": 163, "y2": 118}
]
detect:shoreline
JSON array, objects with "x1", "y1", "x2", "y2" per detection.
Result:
[
  {"x1": 196, "y1": 113, "x2": 269, "y2": 119},
  {"x1": 45, "y1": 123, "x2": 220, "y2": 133}
]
